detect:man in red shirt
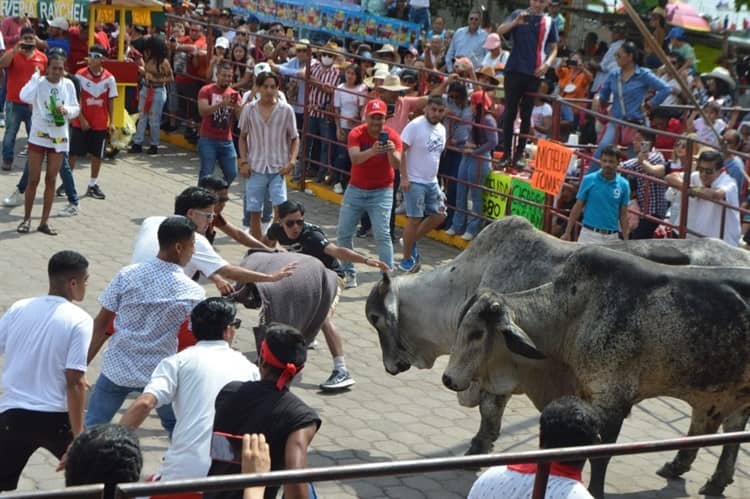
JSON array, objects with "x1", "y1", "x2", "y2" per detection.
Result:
[
  {"x1": 67, "y1": 23, "x2": 89, "y2": 71},
  {"x1": 0, "y1": 27, "x2": 47, "y2": 171},
  {"x1": 174, "y1": 22, "x2": 207, "y2": 139},
  {"x1": 336, "y1": 99, "x2": 402, "y2": 288},
  {"x1": 69, "y1": 45, "x2": 118, "y2": 202},
  {"x1": 197, "y1": 62, "x2": 240, "y2": 185}
]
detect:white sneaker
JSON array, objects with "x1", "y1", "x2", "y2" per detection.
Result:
[
  {"x1": 333, "y1": 182, "x2": 344, "y2": 194},
  {"x1": 57, "y1": 203, "x2": 80, "y2": 217},
  {"x1": 444, "y1": 228, "x2": 457, "y2": 236},
  {"x1": 17, "y1": 147, "x2": 27, "y2": 158},
  {"x1": 0, "y1": 119, "x2": 6, "y2": 127},
  {"x1": 461, "y1": 232, "x2": 475, "y2": 241},
  {"x1": 3, "y1": 189, "x2": 22, "y2": 207}
]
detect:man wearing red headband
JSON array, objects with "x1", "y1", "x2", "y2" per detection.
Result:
[{"x1": 206, "y1": 324, "x2": 321, "y2": 499}]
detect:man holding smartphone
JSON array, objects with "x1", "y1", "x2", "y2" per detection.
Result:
[
  {"x1": 497, "y1": 0, "x2": 558, "y2": 171},
  {"x1": 336, "y1": 99, "x2": 402, "y2": 289},
  {"x1": 0, "y1": 26, "x2": 47, "y2": 171},
  {"x1": 197, "y1": 62, "x2": 242, "y2": 186}
]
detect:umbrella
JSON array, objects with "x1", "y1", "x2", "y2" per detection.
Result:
[{"x1": 666, "y1": 0, "x2": 711, "y2": 32}]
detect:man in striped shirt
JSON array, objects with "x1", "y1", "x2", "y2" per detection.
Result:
[
  {"x1": 306, "y1": 42, "x2": 340, "y2": 183},
  {"x1": 238, "y1": 72, "x2": 299, "y2": 240}
]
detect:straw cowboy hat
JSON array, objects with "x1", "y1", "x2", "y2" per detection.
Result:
[
  {"x1": 477, "y1": 66, "x2": 501, "y2": 86},
  {"x1": 379, "y1": 74, "x2": 410, "y2": 92},
  {"x1": 701, "y1": 66, "x2": 736, "y2": 90},
  {"x1": 364, "y1": 67, "x2": 390, "y2": 88},
  {"x1": 320, "y1": 40, "x2": 342, "y2": 55}
]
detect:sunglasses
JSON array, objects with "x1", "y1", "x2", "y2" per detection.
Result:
[
  {"x1": 697, "y1": 167, "x2": 716, "y2": 174},
  {"x1": 88, "y1": 52, "x2": 103, "y2": 59},
  {"x1": 285, "y1": 219, "x2": 305, "y2": 228},
  {"x1": 469, "y1": 17, "x2": 479, "y2": 21},
  {"x1": 196, "y1": 210, "x2": 215, "y2": 220},
  {"x1": 229, "y1": 318, "x2": 242, "y2": 328}
]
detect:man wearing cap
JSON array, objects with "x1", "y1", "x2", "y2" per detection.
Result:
[
  {"x1": 479, "y1": 33, "x2": 508, "y2": 77},
  {"x1": 445, "y1": 10, "x2": 487, "y2": 72},
  {"x1": 337, "y1": 99, "x2": 402, "y2": 288},
  {"x1": 666, "y1": 27, "x2": 695, "y2": 73},
  {"x1": 497, "y1": 0, "x2": 558, "y2": 171},
  {"x1": 206, "y1": 323, "x2": 321, "y2": 499},
  {"x1": 305, "y1": 41, "x2": 341, "y2": 184},
  {"x1": 44, "y1": 17, "x2": 70, "y2": 55},
  {"x1": 197, "y1": 62, "x2": 241, "y2": 185}
]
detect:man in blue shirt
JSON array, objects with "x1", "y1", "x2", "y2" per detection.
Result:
[
  {"x1": 562, "y1": 145, "x2": 630, "y2": 243},
  {"x1": 444, "y1": 11, "x2": 487, "y2": 72},
  {"x1": 497, "y1": 0, "x2": 558, "y2": 171}
]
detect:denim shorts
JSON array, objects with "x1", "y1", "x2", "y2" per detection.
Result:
[
  {"x1": 245, "y1": 172, "x2": 287, "y2": 212},
  {"x1": 403, "y1": 181, "x2": 446, "y2": 218}
]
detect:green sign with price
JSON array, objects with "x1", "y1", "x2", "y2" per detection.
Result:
[{"x1": 509, "y1": 178, "x2": 546, "y2": 229}]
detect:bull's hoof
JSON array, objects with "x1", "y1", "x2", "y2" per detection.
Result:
[
  {"x1": 465, "y1": 438, "x2": 492, "y2": 456},
  {"x1": 656, "y1": 460, "x2": 691, "y2": 479},
  {"x1": 699, "y1": 477, "x2": 732, "y2": 497}
]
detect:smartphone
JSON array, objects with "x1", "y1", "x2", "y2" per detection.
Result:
[
  {"x1": 210, "y1": 432, "x2": 243, "y2": 464},
  {"x1": 641, "y1": 141, "x2": 651, "y2": 153},
  {"x1": 378, "y1": 132, "x2": 388, "y2": 145}
]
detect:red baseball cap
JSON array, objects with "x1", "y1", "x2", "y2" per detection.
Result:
[{"x1": 365, "y1": 99, "x2": 387, "y2": 117}]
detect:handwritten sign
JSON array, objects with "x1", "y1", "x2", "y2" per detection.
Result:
[
  {"x1": 483, "y1": 171, "x2": 512, "y2": 221},
  {"x1": 530, "y1": 139, "x2": 572, "y2": 196},
  {"x1": 510, "y1": 178, "x2": 546, "y2": 229}
]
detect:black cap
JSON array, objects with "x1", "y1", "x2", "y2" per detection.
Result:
[{"x1": 133, "y1": 25, "x2": 146, "y2": 34}]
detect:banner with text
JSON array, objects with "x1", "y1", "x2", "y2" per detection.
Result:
[
  {"x1": 2, "y1": 0, "x2": 89, "y2": 22},
  {"x1": 230, "y1": 0, "x2": 420, "y2": 47},
  {"x1": 483, "y1": 171, "x2": 512, "y2": 221},
  {"x1": 530, "y1": 139, "x2": 572, "y2": 196},
  {"x1": 510, "y1": 177, "x2": 546, "y2": 229}
]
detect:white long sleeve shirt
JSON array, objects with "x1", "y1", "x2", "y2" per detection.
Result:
[{"x1": 20, "y1": 71, "x2": 80, "y2": 152}]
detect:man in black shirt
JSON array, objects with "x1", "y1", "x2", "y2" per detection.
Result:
[
  {"x1": 264, "y1": 201, "x2": 390, "y2": 391},
  {"x1": 206, "y1": 324, "x2": 320, "y2": 499}
]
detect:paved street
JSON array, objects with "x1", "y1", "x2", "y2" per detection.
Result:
[{"x1": 1, "y1": 135, "x2": 749, "y2": 498}]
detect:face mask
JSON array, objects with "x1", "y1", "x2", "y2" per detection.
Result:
[{"x1": 321, "y1": 55, "x2": 333, "y2": 66}]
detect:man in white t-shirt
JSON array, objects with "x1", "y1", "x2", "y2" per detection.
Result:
[
  {"x1": 0, "y1": 250, "x2": 92, "y2": 491},
  {"x1": 131, "y1": 187, "x2": 296, "y2": 297},
  {"x1": 468, "y1": 396, "x2": 600, "y2": 499},
  {"x1": 666, "y1": 149, "x2": 741, "y2": 246},
  {"x1": 398, "y1": 96, "x2": 447, "y2": 273},
  {"x1": 120, "y1": 297, "x2": 259, "y2": 482}
]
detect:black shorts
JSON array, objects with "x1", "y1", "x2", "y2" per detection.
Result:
[
  {"x1": 0, "y1": 409, "x2": 72, "y2": 491},
  {"x1": 70, "y1": 127, "x2": 107, "y2": 159}
]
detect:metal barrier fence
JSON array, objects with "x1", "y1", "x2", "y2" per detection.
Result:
[
  {"x1": 155, "y1": 16, "x2": 750, "y2": 243},
  {"x1": 5, "y1": 431, "x2": 750, "y2": 498}
]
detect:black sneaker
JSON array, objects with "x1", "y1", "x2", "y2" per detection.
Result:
[
  {"x1": 148, "y1": 145, "x2": 158, "y2": 155},
  {"x1": 86, "y1": 184, "x2": 106, "y2": 200},
  {"x1": 320, "y1": 369, "x2": 355, "y2": 390},
  {"x1": 356, "y1": 226, "x2": 371, "y2": 238},
  {"x1": 129, "y1": 143, "x2": 142, "y2": 153},
  {"x1": 56, "y1": 185, "x2": 65, "y2": 197}
]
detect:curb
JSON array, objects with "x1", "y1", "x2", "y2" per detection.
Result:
[{"x1": 160, "y1": 131, "x2": 469, "y2": 251}]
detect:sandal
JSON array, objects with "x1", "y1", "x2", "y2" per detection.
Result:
[
  {"x1": 16, "y1": 220, "x2": 30, "y2": 233},
  {"x1": 37, "y1": 224, "x2": 58, "y2": 236}
]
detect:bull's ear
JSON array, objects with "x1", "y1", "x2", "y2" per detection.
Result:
[
  {"x1": 499, "y1": 323, "x2": 545, "y2": 360},
  {"x1": 380, "y1": 274, "x2": 399, "y2": 322}
]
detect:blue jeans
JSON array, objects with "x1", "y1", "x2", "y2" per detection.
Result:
[
  {"x1": 198, "y1": 137, "x2": 237, "y2": 185},
  {"x1": 17, "y1": 154, "x2": 79, "y2": 205},
  {"x1": 591, "y1": 121, "x2": 619, "y2": 173},
  {"x1": 85, "y1": 374, "x2": 176, "y2": 438},
  {"x1": 307, "y1": 116, "x2": 335, "y2": 181},
  {"x1": 337, "y1": 185, "x2": 394, "y2": 273},
  {"x1": 450, "y1": 152, "x2": 491, "y2": 236},
  {"x1": 409, "y1": 6, "x2": 431, "y2": 32},
  {"x1": 2, "y1": 101, "x2": 32, "y2": 164},
  {"x1": 133, "y1": 86, "x2": 166, "y2": 147},
  {"x1": 560, "y1": 104, "x2": 575, "y2": 126}
]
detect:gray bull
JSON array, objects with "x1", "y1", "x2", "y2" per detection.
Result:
[
  {"x1": 366, "y1": 217, "x2": 750, "y2": 493},
  {"x1": 443, "y1": 245, "x2": 750, "y2": 498}
]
